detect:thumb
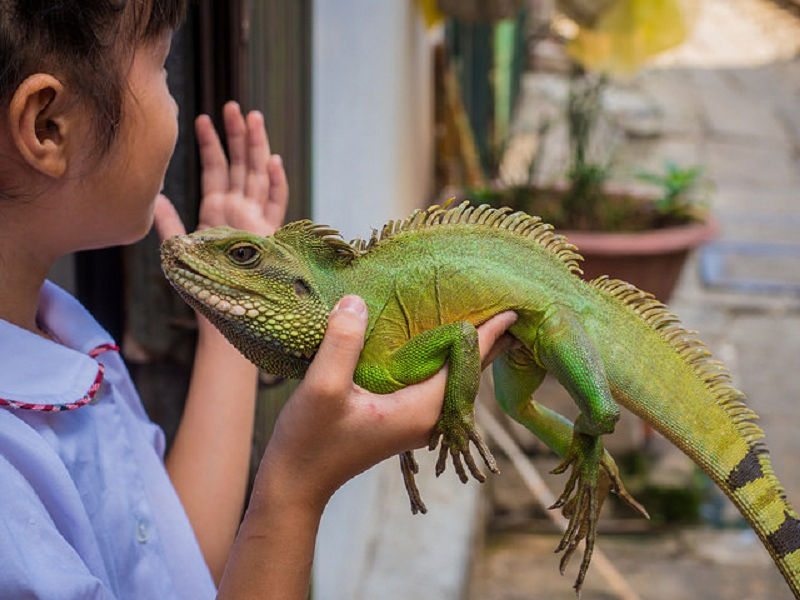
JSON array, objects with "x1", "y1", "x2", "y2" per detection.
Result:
[{"x1": 302, "y1": 296, "x2": 368, "y2": 399}]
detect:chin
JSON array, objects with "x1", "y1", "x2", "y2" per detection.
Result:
[
  {"x1": 128, "y1": 221, "x2": 156, "y2": 245},
  {"x1": 86, "y1": 220, "x2": 157, "y2": 251},
  {"x1": 126, "y1": 207, "x2": 159, "y2": 245}
]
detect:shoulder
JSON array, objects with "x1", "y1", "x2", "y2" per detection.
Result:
[{"x1": 0, "y1": 281, "x2": 115, "y2": 410}]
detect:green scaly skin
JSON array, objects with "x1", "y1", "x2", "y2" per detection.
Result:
[{"x1": 161, "y1": 201, "x2": 800, "y2": 596}]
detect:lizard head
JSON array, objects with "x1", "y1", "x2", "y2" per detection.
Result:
[{"x1": 160, "y1": 226, "x2": 330, "y2": 378}]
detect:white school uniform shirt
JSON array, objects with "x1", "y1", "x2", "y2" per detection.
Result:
[{"x1": 0, "y1": 281, "x2": 216, "y2": 599}]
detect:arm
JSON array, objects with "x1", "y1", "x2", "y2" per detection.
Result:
[
  {"x1": 217, "y1": 297, "x2": 518, "y2": 599},
  {"x1": 155, "y1": 101, "x2": 288, "y2": 583}
]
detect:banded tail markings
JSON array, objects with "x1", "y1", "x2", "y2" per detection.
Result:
[
  {"x1": 727, "y1": 445, "x2": 765, "y2": 490},
  {"x1": 767, "y1": 512, "x2": 800, "y2": 559}
]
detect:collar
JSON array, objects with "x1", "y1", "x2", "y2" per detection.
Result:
[{"x1": 0, "y1": 281, "x2": 119, "y2": 411}]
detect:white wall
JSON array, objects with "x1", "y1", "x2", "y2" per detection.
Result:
[
  {"x1": 311, "y1": 3, "x2": 481, "y2": 599},
  {"x1": 315, "y1": 452, "x2": 482, "y2": 600},
  {"x1": 311, "y1": 0, "x2": 434, "y2": 238}
]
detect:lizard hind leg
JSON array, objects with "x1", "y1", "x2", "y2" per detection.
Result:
[{"x1": 493, "y1": 348, "x2": 647, "y2": 593}]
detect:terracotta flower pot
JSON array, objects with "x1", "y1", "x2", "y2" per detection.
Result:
[{"x1": 563, "y1": 219, "x2": 720, "y2": 303}]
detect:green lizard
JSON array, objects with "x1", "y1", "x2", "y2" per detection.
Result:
[{"x1": 161, "y1": 201, "x2": 800, "y2": 596}]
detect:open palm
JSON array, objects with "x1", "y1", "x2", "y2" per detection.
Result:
[{"x1": 155, "y1": 100, "x2": 288, "y2": 239}]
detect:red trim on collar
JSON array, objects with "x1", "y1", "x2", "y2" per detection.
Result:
[
  {"x1": 0, "y1": 343, "x2": 119, "y2": 411},
  {"x1": 88, "y1": 343, "x2": 120, "y2": 358}
]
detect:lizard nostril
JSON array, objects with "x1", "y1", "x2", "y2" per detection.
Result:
[{"x1": 293, "y1": 279, "x2": 311, "y2": 298}]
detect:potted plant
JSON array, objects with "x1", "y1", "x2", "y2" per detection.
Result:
[{"x1": 465, "y1": 71, "x2": 718, "y2": 302}]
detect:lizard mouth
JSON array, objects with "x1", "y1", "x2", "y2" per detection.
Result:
[
  {"x1": 167, "y1": 265, "x2": 250, "y2": 316},
  {"x1": 161, "y1": 237, "x2": 252, "y2": 317}
]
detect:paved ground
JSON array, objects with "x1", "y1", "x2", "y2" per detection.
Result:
[{"x1": 469, "y1": 1, "x2": 800, "y2": 598}]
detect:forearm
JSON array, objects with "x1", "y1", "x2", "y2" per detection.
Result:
[
  {"x1": 166, "y1": 316, "x2": 259, "y2": 583},
  {"x1": 217, "y1": 458, "x2": 325, "y2": 600}
]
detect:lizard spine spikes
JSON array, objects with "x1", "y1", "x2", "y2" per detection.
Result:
[
  {"x1": 589, "y1": 275, "x2": 780, "y2": 471},
  {"x1": 307, "y1": 200, "x2": 585, "y2": 275}
]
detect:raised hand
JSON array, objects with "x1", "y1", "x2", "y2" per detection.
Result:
[{"x1": 155, "y1": 100, "x2": 288, "y2": 240}]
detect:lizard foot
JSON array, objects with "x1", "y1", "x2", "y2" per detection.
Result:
[
  {"x1": 549, "y1": 432, "x2": 602, "y2": 593},
  {"x1": 399, "y1": 450, "x2": 427, "y2": 515},
  {"x1": 427, "y1": 415, "x2": 499, "y2": 484},
  {"x1": 549, "y1": 433, "x2": 648, "y2": 593}
]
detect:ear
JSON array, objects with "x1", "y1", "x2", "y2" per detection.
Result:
[{"x1": 7, "y1": 74, "x2": 71, "y2": 178}]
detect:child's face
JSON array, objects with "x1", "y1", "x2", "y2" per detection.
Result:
[{"x1": 76, "y1": 31, "x2": 178, "y2": 249}]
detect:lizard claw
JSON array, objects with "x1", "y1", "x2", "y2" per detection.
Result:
[
  {"x1": 549, "y1": 448, "x2": 599, "y2": 593},
  {"x1": 428, "y1": 421, "x2": 499, "y2": 483},
  {"x1": 549, "y1": 433, "x2": 648, "y2": 593},
  {"x1": 548, "y1": 434, "x2": 601, "y2": 592},
  {"x1": 399, "y1": 451, "x2": 427, "y2": 514},
  {"x1": 602, "y1": 453, "x2": 650, "y2": 520}
]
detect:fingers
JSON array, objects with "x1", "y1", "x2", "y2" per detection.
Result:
[
  {"x1": 301, "y1": 296, "x2": 368, "y2": 401},
  {"x1": 195, "y1": 101, "x2": 288, "y2": 235},
  {"x1": 265, "y1": 154, "x2": 289, "y2": 231},
  {"x1": 196, "y1": 113, "x2": 229, "y2": 197},
  {"x1": 223, "y1": 101, "x2": 248, "y2": 193},
  {"x1": 243, "y1": 109, "x2": 288, "y2": 233},
  {"x1": 243, "y1": 110, "x2": 270, "y2": 203},
  {"x1": 476, "y1": 311, "x2": 519, "y2": 368},
  {"x1": 153, "y1": 194, "x2": 187, "y2": 240},
  {"x1": 300, "y1": 309, "x2": 515, "y2": 407}
]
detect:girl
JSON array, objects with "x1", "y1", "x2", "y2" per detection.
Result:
[{"x1": 0, "y1": 1, "x2": 516, "y2": 598}]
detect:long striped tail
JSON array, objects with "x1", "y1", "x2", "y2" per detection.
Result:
[
  {"x1": 592, "y1": 276, "x2": 800, "y2": 597},
  {"x1": 719, "y1": 441, "x2": 800, "y2": 598}
]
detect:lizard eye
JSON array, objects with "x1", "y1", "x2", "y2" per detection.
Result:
[{"x1": 227, "y1": 243, "x2": 260, "y2": 266}]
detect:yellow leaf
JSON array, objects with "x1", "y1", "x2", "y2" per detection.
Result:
[{"x1": 566, "y1": 0, "x2": 692, "y2": 75}]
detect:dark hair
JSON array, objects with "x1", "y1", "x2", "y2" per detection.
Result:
[{"x1": 0, "y1": 0, "x2": 188, "y2": 152}]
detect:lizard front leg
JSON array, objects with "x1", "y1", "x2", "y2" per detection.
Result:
[{"x1": 355, "y1": 321, "x2": 498, "y2": 513}]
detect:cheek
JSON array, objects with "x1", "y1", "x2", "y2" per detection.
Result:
[
  {"x1": 148, "y1": 87, "x2": 179, "y2": 164},
  {"x1": 161, "y1": 96, "x2": 179, "y2": 160}
]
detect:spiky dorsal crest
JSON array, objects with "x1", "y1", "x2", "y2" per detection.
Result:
[
  {"x1": 351, "y1": 200, "x2": 585, "y2": 274},
  {"x1": 591, "y1": 276, "x2": 771, "y2": 452},
  {"x1": 274, "y1": 220, "x2": 361, "y2": 261},
  {"x1": 275, "y1": 200, "x2": 585, "y2": 273}
]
